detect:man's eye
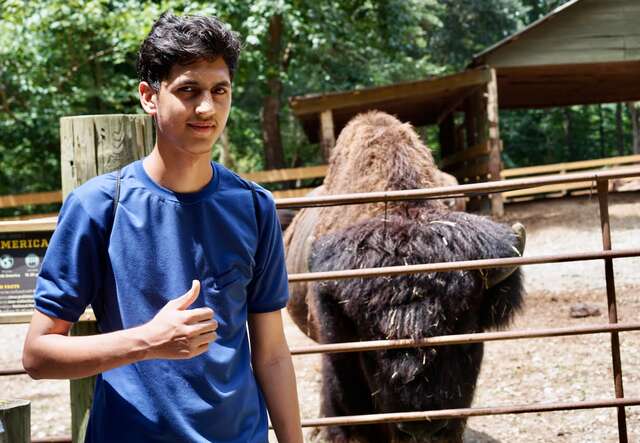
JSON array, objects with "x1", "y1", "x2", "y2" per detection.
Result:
[
  {"x1": 214, "y1": 87, "x2": 228, "y2": 95},
  {"x1": 179, "y1": 87, "x2": 195, "y2": 93}
]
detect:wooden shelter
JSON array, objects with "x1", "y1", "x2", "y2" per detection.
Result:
[
  {"x1": 289, "y1": 67, "x2": 504, "y2": 214},
  {"x1": 469, "y1": 0, "x2": 640, "y2": 109},
  {"x1": 289, "y1": 0, "x2": 640, "y2": 216}
]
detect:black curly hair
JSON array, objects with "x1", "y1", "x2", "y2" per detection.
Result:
[{"x1": 137, "y1": 11, "x2": 241, "y2": 91}]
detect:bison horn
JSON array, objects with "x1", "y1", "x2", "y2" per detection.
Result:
[{"x1": 485, "y1": 222, "x2": 526, "y2": 288}]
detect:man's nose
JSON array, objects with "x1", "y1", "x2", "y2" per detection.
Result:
[{"x1": 195, "y1": 92, "x2": 215, "y2": 117}]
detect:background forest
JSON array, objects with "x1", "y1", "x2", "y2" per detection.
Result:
[{"x1": 1, "y1": 0, "x2": 638, "y2": 214}]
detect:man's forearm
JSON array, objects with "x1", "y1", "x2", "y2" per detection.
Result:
[
  {"x1": 23, "y1": 282, "x2": 217, "y2": 380},
  {"x1": 253, "y1": 353, "x2": 303, "y2": 443},
  {"x1": 23, "y1": 325, "x2": 151, "y2": 380}
]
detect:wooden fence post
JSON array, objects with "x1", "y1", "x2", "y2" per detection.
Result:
[
  {"x1": 318, "y1": 109, "x2": 335, "y2": 162},
  {"x1": 59, "y1": 114, "x2": 154, "y2": 443},
  {"x1": 60, "y1": 114, "x2": 154, "y2": 199},
  {"x1": 486, "y1": 69, "x2": 504, "y2": 217},
  {"x1": 0, "y1": 399, "x2": 30, "y2": 443}
]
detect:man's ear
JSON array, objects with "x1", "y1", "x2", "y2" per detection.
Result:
[{"x1": 139, "y1": 81, "x2": 158, "y2": 115}]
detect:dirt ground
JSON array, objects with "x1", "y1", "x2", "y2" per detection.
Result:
[{"x1": 1, "y1": 193, "x2": 639, "y2": 442}]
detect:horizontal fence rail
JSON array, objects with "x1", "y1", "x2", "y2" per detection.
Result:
[
  {"x1": 300, "y1": 398, "x2": 640, "y2": 428},
  {"x1": 275, "y1": 167, "x2": 640, "y2": 209},
  {"x1": 288, "y1": 248, "x2": 640, "y2": 282},
  {"x1": 5, "y1": 322, "x2": 639, "y2": 376},
  {"x1": 289, "y1": 322, "x2": 640, "y2": 355}
]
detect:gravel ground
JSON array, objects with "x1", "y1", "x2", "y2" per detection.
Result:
[{"x1": 1, "y1": 193, "x2": 638, "y2": 442}]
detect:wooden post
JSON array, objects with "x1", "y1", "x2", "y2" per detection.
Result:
[
  {"x1": 60, "y1": 114, "x2": 154, "y2": 443},
  {"x1": 60, "y1": 114, "x2": 154, "y2": 199},
  {"x1": 438, "y1": 114, "x2": 456, "y2": 170},
  {"x1": 486, "y1": 69, "x2": 504, "y2": 217},
  {"x1": 0, "y1": 399, "x2": 30, "y2": 443},
  {"x1": 318, "y1": 109, "x2": 335, "y2": 162},
  {"x1": 69, "y1": 322, "x2": 98, "y2": 443}
]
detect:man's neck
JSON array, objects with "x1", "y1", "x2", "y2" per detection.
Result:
[{"x1": 143, "y1": 146, "x2": 213, "y2": 193}]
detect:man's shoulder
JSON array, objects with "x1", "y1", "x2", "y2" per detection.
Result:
[
  {"x1": 62, "y1": 166, "x2": 130, "y2": 227},
  {"x1": 71, "y1": 170, "x2": 119, "y2": 202},
  {"x1": 215, "y1": 163, "x2": 273, "y2": 202}
]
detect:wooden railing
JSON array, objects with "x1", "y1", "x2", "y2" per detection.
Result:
[
  {"x1": 1, "y1": 154, "x2": 639, "y2": 210},
  {"x1": 501, "y1": 154, "x2": 640, "y2": 201}
]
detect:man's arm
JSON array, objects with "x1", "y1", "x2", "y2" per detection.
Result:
[
  {"x1": 248, "y1": 310, "x2": 303, "y2": 443},
  {"x1": 23, "y1": 280, "x2": 217, "y2": 380}
]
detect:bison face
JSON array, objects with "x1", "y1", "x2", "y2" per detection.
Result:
[{"x1": 310, "y1": 209, "x2": 525, "y2": 442}]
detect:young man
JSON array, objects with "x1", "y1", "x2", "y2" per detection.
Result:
[{"x1": 22, "y1": 12, "x2": 303, "y2": 443}]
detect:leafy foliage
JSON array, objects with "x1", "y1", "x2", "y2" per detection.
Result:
[{"x1": 0, "y1": 0, "x2": 636, "y2": 216}]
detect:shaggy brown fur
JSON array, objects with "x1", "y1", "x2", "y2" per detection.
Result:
[
  {"x1": 284, "y1": 112, "x2": 446, "y2": 339},
  {"x1": 316, "y1": 111, "x2": 445, "y2": 236}
]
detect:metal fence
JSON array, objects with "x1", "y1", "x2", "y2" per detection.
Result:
[
  {"x1": 280, "y1": 166, "x2": 640, "y2": 443},
  {"x1": 2, "y1": 166, "x2": 640, "y2": 443}
]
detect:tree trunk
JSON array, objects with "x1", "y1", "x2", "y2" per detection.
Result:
[
  {"x1": 627, "y1": 102, "x2": 640, "y2": 155},
  {"x1": 615, "y1": 103, "x2": 624, "y2": 156},
  {"x1": 261, "y1": 14, "x2": 285, "y2": 170}
]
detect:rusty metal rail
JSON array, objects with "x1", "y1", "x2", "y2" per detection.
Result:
[
  {"x1": 289, "y1": 322, "x2": 640, "y2": 355},
  {"x1": 301, "y1": 398, "x2": 640, "y2": 428},
  {"x1": 0, "y1": 368, "x2": 26, "y2": 376},
  {"x1": 275, "y1": 166, "x2": 640, "y2": 209},
  {"x1": 288, "y1": 248, "x2": 640, "y2": 282}
]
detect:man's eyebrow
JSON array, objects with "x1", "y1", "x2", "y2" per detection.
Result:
[{"x1": 173, "y1": 79, "x2": 231, "y2": 88}]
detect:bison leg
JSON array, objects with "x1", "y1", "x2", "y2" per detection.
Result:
[{"x1": 312, "y1": 280, "x2": 392, "y2": 443}]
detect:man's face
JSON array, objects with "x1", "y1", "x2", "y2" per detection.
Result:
[{"x1": 145, "y1": 57, "x2": 232, "y2": 157}]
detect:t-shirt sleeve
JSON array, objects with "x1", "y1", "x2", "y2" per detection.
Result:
[
  {"x1": 34, "y1": 192, "x2": 108, "y2": 322},
  {"x1": 246, "y1": 186, "x2": 290, "y2": 313}
]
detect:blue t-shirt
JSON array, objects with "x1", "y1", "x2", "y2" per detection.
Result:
[{"x1": 34, "y1": 160, "x2": 289, "y2": 443}]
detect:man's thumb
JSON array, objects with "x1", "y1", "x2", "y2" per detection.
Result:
[{"x1": 176, "y1": 280, "x2": 200, "y2": 310}]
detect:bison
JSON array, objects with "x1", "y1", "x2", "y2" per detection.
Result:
[{"x1": 284, "y1": 111, "x2": 525, "y2": 443}]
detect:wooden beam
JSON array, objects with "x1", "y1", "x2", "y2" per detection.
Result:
[
  {"x1": 0, "y1": 309, "x2": 95, "y2": 325},
  {"x1": 0, "y1": 217, "x2": 57, "y2": 233},
  {"x1": 487, "y1": 69, "x2": 504, "y2": 216},
  {"x1": 496, "y1": 61, "x2": 640, "y2": 109},
  {"x1": 271, "y1": 188, "x2": 316, "y2": 199},
  {"x1": 242, "y1": 165, "x2": 327, "y2": 183},
  {"x1": 503, "y1": 181, "x2": 595, "y2": 199},
  {"x1": 290, "y1": 67, "x2": 492, "y2": 117},
  {"x1": 0, "y1": 191, "x2": 62, "y2": 209},
  {"x1": 319, "y1": 110, "x2": 336, "y2": 161},
  {"x1": 502, "y1": 154, "x2": 640, "y2": 178}
]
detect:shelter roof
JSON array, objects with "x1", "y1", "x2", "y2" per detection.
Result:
[
  {"x1": 470, "y1": 0, "x2": 640, "y2": 109},
  {"x1": 289, "y1": 67, "x2": 491, "y2": 144}
]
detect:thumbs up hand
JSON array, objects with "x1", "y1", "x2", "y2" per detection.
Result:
[{"x1": 141, "y1": 280, "x2": 218, "y2": 360}]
